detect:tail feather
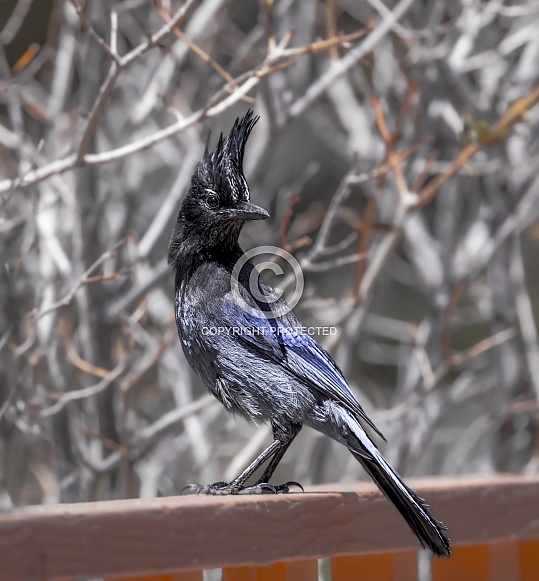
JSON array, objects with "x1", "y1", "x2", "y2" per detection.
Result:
[
  {"x1": 353, "y1": 448, "x2": 452, "y2": 557},
  {"x1": 344, "y1": 415, "x2": 452, "y2": 556}
]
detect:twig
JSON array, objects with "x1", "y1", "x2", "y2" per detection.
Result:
[
  {"x1": 325, "y1": 0, "x2": 339, "y2": 61},
  {"x1": 279, "y1": 195, "x2": 300, "y2": 250},
  {"x1": 0, "y1": 21, "x2": 388, "y2": 196},
  {"x1": 76, "y1": 394, "x2": 218, "y2": 474},
  {"x1": 65, "y1": 338, "x2": 115, "y2": 379},
  {"x1": 511, "y1": 236, "x2": 539, "y2": 400},
  {"x1": 121, "y1": 332, "x2": 176, "y2": 393},
  {"x1": 441, "y1": 280, "x2": 468, "y2": 367},
  {"x1": 377, "y1": 329, "x2": 518, "y2": 422},
  {"x1": 450, "y1": 328, "x2": 518, "y2": 368},
  {"x1": 371, "y1": 95, "x2": 409, "y2": 198},
  {"x1": 364, "y1": 0, "x2": 411, "y2": 38},
  {"x1": 155, "y1": 2, "x2": 254, "y2": 104},
  {"x1": 352, "y1": 183, "x2": 378, "y2": 303},
  {"x1": 304, "y1": 251, "x2": 369, "y2": 272},
  {"x1": 135, "y1": 395, "x2": 216, "y2": 452},
  {"x1": 0, "y1": 56, "x2": 283, "y2": 194},
  {"x1": 281, "y1": 28, "x2": 372, "y2": 58},
  {"x1": 0, "y1": 0, "x2": 34, "y2": 45},
  {"x1": 287, "y1": 0, "x2": 416, "y2": 120},
  {"x1": 68, "y1": 0, "x2": 120, "y2": 63},
  {"x1": 0, "y1": 384, "x2": 17, "y2": 423},
  {"x1": 110, "y1": 10, "x2": 118, "y2": 56},
  {"x1": 357, "y1": 191, "x2": 418, "y2": 302},
  {"x1": 75, "y1": 63, "x2": 120, "y2": 164},
  {"x1": 35, "y1": 239, "x2": 127, "y2": 320},
  {"x1": 104, "y1": 260, "x2": 169, "y2": 322},
  {"x1": 418, "y1": 328, "x2": 519, "y2": 393},
  {"x1": 419, "y1": 84, "x2": 539, "y2": 206},
  {"x1": 39, "y1": 359, "x2": 127, "y2": 418},
  {"x1": 120, "y1": 0, "x2": 197, "y2": 67}
]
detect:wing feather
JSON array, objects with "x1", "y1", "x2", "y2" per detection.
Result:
[{"x1": 221, "y1": 295, "x2": 385, "y2": 441}]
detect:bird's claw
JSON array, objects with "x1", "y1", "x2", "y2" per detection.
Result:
[
  {"x1": 181, "y1": 480, "x2": 304, "y2": 495},
  {"x1": 270, "y1": 480, "x2": 304, "y2": 494}
]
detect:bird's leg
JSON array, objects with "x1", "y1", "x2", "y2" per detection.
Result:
[
  {"x1": 182, "y1": 439, "x2": 282, "y2": 495},
  {"x1": 244, "y1": 423, "x2": 303, "y2": 494},
  {"x1": 183, "y1": 424, "x2": 304, "y2": 495}
]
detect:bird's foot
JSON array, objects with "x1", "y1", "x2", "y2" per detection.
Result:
[
  {"x1": 181, "y1": 481, "x2": 242, "y2": 495},
  {"x1": 241, "y1": 480, "x2": 304, "y2": 495},
  {"x1": 181, "y1": 480, "x2": 304, "y2": 495}
]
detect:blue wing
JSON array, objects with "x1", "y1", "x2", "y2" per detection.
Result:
[{"x1": 221, "y1": 295, "x2": 385, "y2": 441}]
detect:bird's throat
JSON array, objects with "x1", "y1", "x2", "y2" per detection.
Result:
[{"x1": 172, "y1": 217, "x2": 245, "y2": 283}]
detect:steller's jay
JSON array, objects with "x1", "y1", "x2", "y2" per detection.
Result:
[{"x1": 168, "y1": 111, "x2": 451, "y2": 557}]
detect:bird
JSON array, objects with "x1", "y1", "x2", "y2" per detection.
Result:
[{"x1": 168, "y1": 110, "x2": 452, "y2": 557}]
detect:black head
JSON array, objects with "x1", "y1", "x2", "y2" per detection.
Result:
[{"x1": 168, "y1": 111, "x2": 269, "y2": 267}]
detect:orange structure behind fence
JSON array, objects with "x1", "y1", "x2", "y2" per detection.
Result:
[{"x1": 0, "y1": 475, "x2": 538, "y2": 580}]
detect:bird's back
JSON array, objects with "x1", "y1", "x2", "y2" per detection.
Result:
[{"x1": 175, "y1": 256, "x2": 321, "y2": 424}]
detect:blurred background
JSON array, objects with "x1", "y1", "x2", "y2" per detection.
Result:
[{"x1": 1, "y1": 0, "x2": 538, "y2": 507}]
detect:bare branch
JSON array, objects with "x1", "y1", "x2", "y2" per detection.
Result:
[
  {"x1": 287, "y1": 0, "x2": 416, "y2": 120},
  {"x1": 39, "y1": 359, "x2": 127, "y2": 418},
  {"x1": 35, "y1": 239, "x2": 127, "y2": 320}
]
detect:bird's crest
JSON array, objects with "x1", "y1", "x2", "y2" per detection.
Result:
[
  {"x1": 196, "y1": 110, "x2": 259, "y2": 204},
  {"x1": 203, "y1": 110, "x2": 259, "y2": 173}
]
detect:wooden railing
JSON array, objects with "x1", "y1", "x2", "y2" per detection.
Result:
[{"x1": 0, "y1": 475, "x2": 538, "y2": 580}]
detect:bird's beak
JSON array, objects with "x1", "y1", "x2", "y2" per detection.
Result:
[{"x1": 231, "y1": 202, "x2": 270, "y2": 221}]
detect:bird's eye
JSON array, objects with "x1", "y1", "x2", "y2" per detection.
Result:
[{"x1": 205, "y1": 192, "x2": 219, "y2": 209}]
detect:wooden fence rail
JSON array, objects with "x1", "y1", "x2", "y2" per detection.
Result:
[{"x1": 0, "y1": 475, "x2": 538, "y2": 580}]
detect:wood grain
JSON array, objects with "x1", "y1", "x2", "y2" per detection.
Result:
[{"x1": 0, "y1": 475, "x2": 538, "y2": 580}]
